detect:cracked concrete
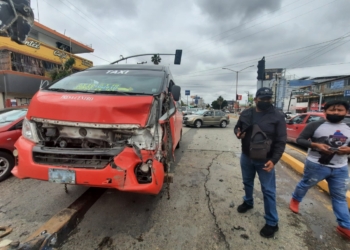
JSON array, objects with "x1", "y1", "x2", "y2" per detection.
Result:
[
  {"x1": 204, "y1": 152, "x2": 230, "y2": 250},
  {"x1": 1, "y1": 123, "x2": 350, "y2": 249}
]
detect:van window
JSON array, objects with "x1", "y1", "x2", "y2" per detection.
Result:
[{"x1": 47, "y1": 70, "x2": 165, "y2": 95}]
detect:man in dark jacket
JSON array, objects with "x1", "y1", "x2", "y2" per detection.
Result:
[{"x1": 234, "y1": 87, "x2": 287, "y2": 238}]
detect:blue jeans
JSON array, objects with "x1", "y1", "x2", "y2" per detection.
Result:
[
  {"x1": 292, "y1": 159, "x2": 350, "y2": 229},
  {"x1": 240, "y1": 153, "x2": 278, "y2": 226}
]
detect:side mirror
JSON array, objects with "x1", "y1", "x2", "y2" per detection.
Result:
[{"x1": 171, "y1": 85, "x2": 181, "y2": 102}]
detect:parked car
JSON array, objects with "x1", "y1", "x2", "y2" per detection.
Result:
[
  {"x1": 286, "y1": 112, "x2": 350, "y2": 143},
  {"x1": 183, "y1": 110, "x2": 230, "y2": 128},
  {"x1": 0, "y1": 107, "x2": 27, "y2": 181},
  {"x1": 182, "y1": 108, "x2": 202, "y2": 116}
]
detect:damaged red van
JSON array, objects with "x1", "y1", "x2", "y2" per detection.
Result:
[{"x1": 12, "y1": 65, "x2": 183, "y2": 195}]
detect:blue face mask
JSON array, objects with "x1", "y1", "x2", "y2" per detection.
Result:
[{"x1": 257, "y1": 101, "x2": 272, "y2": 111}]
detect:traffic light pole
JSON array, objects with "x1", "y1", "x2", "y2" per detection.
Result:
[
  {"x1": 222, "y1": 65, "x2": 254, "y2": 113},
  {"x1": 111, "y1": 53, "x2": 174, "y2": 64},
  {"x1": 110, "y1": 50, "x2": 182, "y2": 64}
]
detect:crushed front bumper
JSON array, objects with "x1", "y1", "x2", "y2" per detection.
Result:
[{"x1": 12, "y1": 137, "x2": 165, "y2": 195}]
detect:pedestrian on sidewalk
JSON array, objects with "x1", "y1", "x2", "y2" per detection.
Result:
[
  {"x1": 290, "y1": 100, "x2": 350, "y2": 240},
  {"x1": 234, "y1": 87, "x2": 287, "y2": 238}
]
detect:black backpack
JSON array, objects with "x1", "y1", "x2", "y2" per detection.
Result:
[{"x1": 249, "y1": 109, "x2": 272, "y2": 160}]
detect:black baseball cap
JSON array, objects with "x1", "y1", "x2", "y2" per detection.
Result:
[{"x1": 256, "y1": 87, "x2": 273, "y2": 98}]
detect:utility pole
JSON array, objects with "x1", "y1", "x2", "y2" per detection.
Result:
[
  {"x1": 318, "y1": 93, "x2": 323, "y2": 111},
  {"x1": 287, "y1": 90, "x2": 293, "y2": 112},
  {"x1": 223, "y1": 65, "x2": 254, "y2": 113}
]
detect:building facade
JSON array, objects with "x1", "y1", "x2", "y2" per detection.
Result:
[
  {"x1": 0, "y1": 21, "x2": 94, "y2": 108},
  {"x1": 295, "y1": 75, "x2": 350, "y2": 112}
]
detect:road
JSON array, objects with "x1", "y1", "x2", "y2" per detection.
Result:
[{"x1": 1, "y1": 121, "x2": 350, "y2": 249}]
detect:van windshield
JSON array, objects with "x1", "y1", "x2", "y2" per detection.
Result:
[{"x1": 47, "y1": 69, "x2": 165, "y2": 95}]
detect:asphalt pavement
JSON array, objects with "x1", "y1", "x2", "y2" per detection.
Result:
[{"x1": 1, "y1": 122, "x2": 350, "y2": 249}]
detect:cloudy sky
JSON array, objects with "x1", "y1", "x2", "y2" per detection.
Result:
[{"x1": 31, "y1": 0, "x2": 350, "y2": 105}]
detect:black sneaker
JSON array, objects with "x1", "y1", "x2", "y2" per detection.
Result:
[
  {"x1": 260, "y1": 224, "x2": 279, "y2": 238},
  {"x1": 237, "y1": 201, "x2": 253, "y2": 213}
]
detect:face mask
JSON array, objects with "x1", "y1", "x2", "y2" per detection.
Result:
[
  {"x1": 257, "y1": 101, "x2": 272, "y2": 111},
  {"x1": 326, "y1": 114, "x2": 345, "y2": 123}
]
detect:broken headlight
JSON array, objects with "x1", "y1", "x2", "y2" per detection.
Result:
[{"x1": 22, "y1": 118, "x2": 40, "y2": 143}]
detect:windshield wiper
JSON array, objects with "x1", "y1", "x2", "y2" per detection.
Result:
[
  {"x1": 125, "y1": 92, "x2": 152, "y2": 96},
  {"x1": 46, "y1": 88, "x2": 95, "y2": 94},
  {"x1": 91, "y1": 90, "x2": 129, "y2": 95}
]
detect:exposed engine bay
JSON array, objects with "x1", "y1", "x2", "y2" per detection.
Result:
[
  {"x1": 35, "y1": 122, "x2": 159, "y2": 151},
  {"x1": 26, "y1": 97, "x2": 175, "y2": 185}
]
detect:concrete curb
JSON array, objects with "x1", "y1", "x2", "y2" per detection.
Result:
[{"x1": 280, "y1": 152, "x2": 350, "y2": 209}]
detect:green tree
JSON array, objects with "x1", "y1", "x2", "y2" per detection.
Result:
[
  {"x1": 181, "y1": 100, "x2": 187, "y2": 106},
  {"x1": 211, "y1": 96, "x2": 228, "y2": 109},
  {"x1": 151, "y1": 54, "x2": 162, "y2": 65},
  {"x1": 217, "y1": 96, "x2": 224, "y2": 109},
  {"x1": 50, "y1": 57, "x2": 76, "y2": 81},
  {"x1": 248, "y1": 94, "x2": 254, "y2": 104},
  {"x1": 206, "y1": 104, "x2": 210, "y2": 109}
]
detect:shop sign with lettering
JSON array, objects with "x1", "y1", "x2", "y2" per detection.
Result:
[
  {"x1": 25, "y1": 40, "x2": 40, "y2": 49},
  {"x1": 53, "y1": 50, "x2": 68, "y2": 58}
]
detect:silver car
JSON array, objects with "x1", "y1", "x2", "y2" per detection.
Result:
[{"x1": 183, "y1": 110, "x2": 230, "y2": 128}]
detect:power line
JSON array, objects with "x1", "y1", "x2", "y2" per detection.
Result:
[
  {"x1": 176, "y1": 60, "x2": 350, "y2": 80},
  {"x1": 186, "y1": 0, "x2": 339, "y2": 59},
  {"x1": 289, "y1": 61, "x2": 350, "y2": 70},
  {"x1": 86, "y1": 54, "x2": 111, "y2": 63},
  {"x1": 41, "y1": 0, "x2": 122, "y2": 55},
  {"x1": 294, "y1": 40, "x2": 350, "y2": 68},
  {"x1": 176, "y1": 35, "x2": 349, "y2": 78},
  {"x1": 287, "y1": 31, "x2": 350, "y2": 68},
  {"x1": 184, "y1": 0, "x2": 310, "y2": 56},
  {"x1": 61, "y1": 0, "x2": 132, "y2": 54}
]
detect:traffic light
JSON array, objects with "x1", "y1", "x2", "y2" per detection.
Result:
[
  {"x1": 174, "y1": 50, "x2": 182, "y2": 65},
  {"x1": 257, "y1": 57, "x2": 265, "y2": 80}
]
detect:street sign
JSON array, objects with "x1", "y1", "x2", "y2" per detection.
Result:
[
  {"x1": 344, "y1": 90, "x2": 350, "y2": 97},
  {"x1": 265, "y1": 68, "x2": 283, "y2": 80},
  {"x1": 185, "y1": 90, "x2": 190, "y2": 96}
]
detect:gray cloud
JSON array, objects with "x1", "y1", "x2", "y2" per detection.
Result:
[
  {"x1": 31, "y1": 0, "x2": 350, "y2": 105},
  {"x1": 195, "y1": 0, "x2": 283, "y2": 22}
]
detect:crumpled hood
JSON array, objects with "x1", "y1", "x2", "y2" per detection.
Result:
[{"x1": 27, "y1": 91, "x2": 154, "y2": 126}]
